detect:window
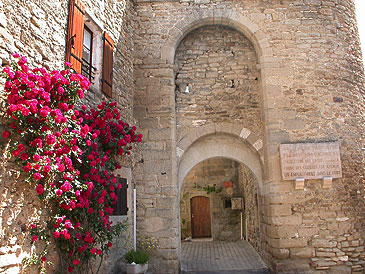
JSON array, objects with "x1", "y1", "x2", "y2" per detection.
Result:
[
  {"x1": 224, "y1": 199, "x2": 232, "y2": 209},
  {"x1": 112, "y1": 178, "x2": 128, "y2": 216},
  {"x1": 81, "y1": 26, "x2": 94, "y2": 81},
  {"x1": 66, "y1": 0, "x2": 114, "y2": 97}
]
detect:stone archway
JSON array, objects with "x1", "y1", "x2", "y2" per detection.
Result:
[
  {"x1": 177, "y1": 133, "x2": 266, "y2": 269},
  {"x1": 133, "y1": 8, "x2": 277, "y2": 273},
  {"x1": 178, "y1": 133, "x2": 264, "y2": 194},
  {"x1": 171, "y1": 13, "x2": 272, "y2": 270}
]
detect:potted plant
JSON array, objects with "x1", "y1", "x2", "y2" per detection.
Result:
[
  {"x1": 125, "y1": 249, "x2": 149, "y2": 274},
  {"x1": 125, "y1": 236, "x2": 159, "y2": 274}
]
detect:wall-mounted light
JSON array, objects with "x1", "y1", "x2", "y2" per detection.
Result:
[{"x1": 184, "y1": 85, "x2": 190, "y2": 94}]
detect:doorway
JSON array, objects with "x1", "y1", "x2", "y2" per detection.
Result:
[{"x1": 191, "y1": 196, "x2": 211, "y2": 238}]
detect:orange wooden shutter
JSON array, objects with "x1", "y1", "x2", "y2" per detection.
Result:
[
  {"x1": 66, "y1": 0, "x2": 85, "y2": 73},
  {"x1": 102, "y1": 32, "x2": 114, "y2": 97}
]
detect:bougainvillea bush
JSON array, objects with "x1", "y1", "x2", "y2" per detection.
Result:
[{"x1": 1, "y1": 54, "x2": 142, "y2": 273}]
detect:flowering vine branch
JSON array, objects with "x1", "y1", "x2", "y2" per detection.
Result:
[{"x1": 1, "y1": 54, "x2": 142, "y2": 273}]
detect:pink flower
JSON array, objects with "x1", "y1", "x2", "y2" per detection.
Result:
[
  {"x1": 2, "y1": 131, "x2": 10, "y2": 138},
  {"x1": 17, "y1": 144, "x2": 25, "y2": 151},
  {"x1": 33, "y1": 154, "x2": 41, "y2": 161},
  {"x1": 20, "y1": 153, "x2": 29, "y2": 161},
  {"x1": 22, "y1": 108, "x2": 30, "y2": 116},
  {"x1": 36, "y1": 184, "x2": 44, "y2": 195},
  {"x1": 41, "y1": 256, "x2": 47, "y2": 262},
  {"x1": 40, "y1": 106, "x2": 50, "y2": 117},
  {"x1": 43, "y1": 165, "x2": 51, "y2": 173},
  {"x1": 60, "y1": 182, "x2": 71, "y2": 192},
  {"x1": 68, "y1": 266, "x2": 74, "y2": 272},
  {"x1": 34, "y1": 173, "x2": 42, "y2": 180},
  {"x1": 65, "y1": 220, "x2": 72, "y2": 229},
  {"x1": 63, "y1": 233, "x2": 71, "y2": 240},
  {"x1": 32, "y1": 235, "x2": 38, "y2": 242},
  {"x1": 91, "y1": 248, "x2": 97, "y2": 254},
  {"x1": 23, "y1": 163, "x2": 32, "y2": 172},
  {"x1": 73, "y1": 259, "x2": 80, "y2": 265},
  {"x1": 57, "y1": 164, "x2": 65, "y2": 172},
  {"x1": 53, "y1": 231, "x2": 60, "y2": 238},
  {"x1": 46, "y1": 134, "x2": 56, "y2": 145}
]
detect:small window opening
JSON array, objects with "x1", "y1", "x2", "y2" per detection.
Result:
[
  {"x1": 82, "y1": 26, "x2": 95, "y2": 81},
  {"x1": 111, "y1": 178, "x2": 128, "y2": 216},
  {"x1": 224, "y1": 199, "x2": 232, "y2": 209}
]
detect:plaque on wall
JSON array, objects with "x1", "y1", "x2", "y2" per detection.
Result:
[
  {"x1": 280, "y1": 142, "x2": 342, "y2": 181},
  {"x1": 231, "y1": 198, "x2": 243, "y2": 210}
]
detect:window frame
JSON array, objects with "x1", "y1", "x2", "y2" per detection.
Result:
[
  {"x1": 111, "y1": 177, "x2": 128, "y2": 216},
  {"x1": 66, "y1": 0, "x2": 114, "y2": 97},
  {"x1": 81, "y1": 25, "x2": 95, "y2": 82},
  {"x1": 109, "y1": 167, "x2": 132, "y2": 225}
]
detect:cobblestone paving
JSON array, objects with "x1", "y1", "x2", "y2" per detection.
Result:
[{"x1": 181, "y1": 241, "x2": 269, "y2": 274}]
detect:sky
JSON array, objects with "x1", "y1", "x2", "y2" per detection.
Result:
[{"x1": 355, "y1": 0, "x2": 365, "y2": 64}]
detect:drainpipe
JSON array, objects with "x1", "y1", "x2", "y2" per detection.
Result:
[{"x1": 134, "y1": 188, "x2": 136, "y2": 251}]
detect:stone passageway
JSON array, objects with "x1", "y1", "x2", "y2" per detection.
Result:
[{"x1": 181, "y1": 241, "x2": 269, "y2": 274}]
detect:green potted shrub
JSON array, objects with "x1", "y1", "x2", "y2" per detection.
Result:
[
  {"x1": 125, "y1": 236, "x2": 159, "y2": 274},
  {"x1": 125, "y1": 249, "x2": 149, "y2": 274}
]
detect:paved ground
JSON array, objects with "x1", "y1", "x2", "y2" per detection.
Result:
[{"x1": 181, "y1": 240, "x2": 270, "y2": 274}]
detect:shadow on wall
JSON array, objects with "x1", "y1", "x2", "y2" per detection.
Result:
[{"x1": 0, "y1": 157, "x2": 59, "y2": 273}]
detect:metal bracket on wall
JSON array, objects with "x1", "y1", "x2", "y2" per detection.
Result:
[
  {"x1": 322, "y1": 176, "x2": 333, "y2": 189},
  {"x1": 295, "y1": 177, "x2": 305, "y2": 190}
]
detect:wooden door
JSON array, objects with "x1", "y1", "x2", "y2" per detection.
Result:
[{"x1": 191, "y1": 196, "x2": 211, "y2": 238}]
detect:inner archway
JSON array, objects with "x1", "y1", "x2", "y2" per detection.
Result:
[
  {"x1": 178, "y1": 149, "x2": 267, "y2": 272},
  {"x1": 180, "y1": 157, "x2": 260, "y2": 246}
]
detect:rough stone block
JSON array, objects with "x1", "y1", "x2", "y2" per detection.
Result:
[
  {"x1": 267, "y1": 225, "x2": 297, "y2": 238},
  {"x1": 269, "y1": 237, "x2": 308, "y2": 248},
  {"x1": 291, "y1": 247, "x2": 315, "y2": 258},
  {"x1": 266, "y1": 204, "x2": 292, "y2": 216},
  {"x1": 268, "y1": 214, "x2": 302, "y2": 226},
  {"x1": 298, "y1": 227, "x2": 319, "y2": 237},
  {"x1": 312, "y1": 239, "x2": 337, "y2": 248},
  {"x1": 270, "y1": 247, "x2": 290, "y2": 259}
]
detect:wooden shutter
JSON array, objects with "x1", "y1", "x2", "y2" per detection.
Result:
[
  {"x1": 112, "y1": 178, "x2": 128, "y2": 216},
  {"x1": 102, "y1": 32, "x2": 114, "y2": 97},
  {"x1": 66, "y1": 0, "x2": 85, "y2": 73}
]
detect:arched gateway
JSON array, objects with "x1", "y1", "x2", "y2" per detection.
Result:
[
  {"x1": 171, "y1": 9, "x2": 271, "y2": 271},
  {"x1": 133, "y1": 1, "x2": 365, "y2": 273}
]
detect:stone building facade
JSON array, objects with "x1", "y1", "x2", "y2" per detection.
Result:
[{"x1": 1, "y1": 0, "x2": 365, "y2": 273}]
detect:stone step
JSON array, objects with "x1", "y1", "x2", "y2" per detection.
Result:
[{"x1": 181, "y1": 269, "x2": 270, "y2": 274}]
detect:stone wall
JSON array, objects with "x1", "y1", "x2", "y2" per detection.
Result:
[
  {"x1": 0, "y1": 0, "x2": 136, "y2": 272},
  {"x1": 133, "y1": 0, "x2": 365, "y2": 273},
  {"x1": 239, "y1": 164, "x2": 260, "y2": 251},
  {"x1": 175, "y1": 25, "x2": 261, "y2": 138}
]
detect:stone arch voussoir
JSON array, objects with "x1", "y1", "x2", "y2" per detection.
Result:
[
  {"x1": 161, "y1": 8, "x2": 274, "y2": 64},
  {"x1": 177, "y1": 122, "x2": 264, "y2": 159},
  {"x1": 177, "y1": 124, "x2": 264, "y2": 194}
]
